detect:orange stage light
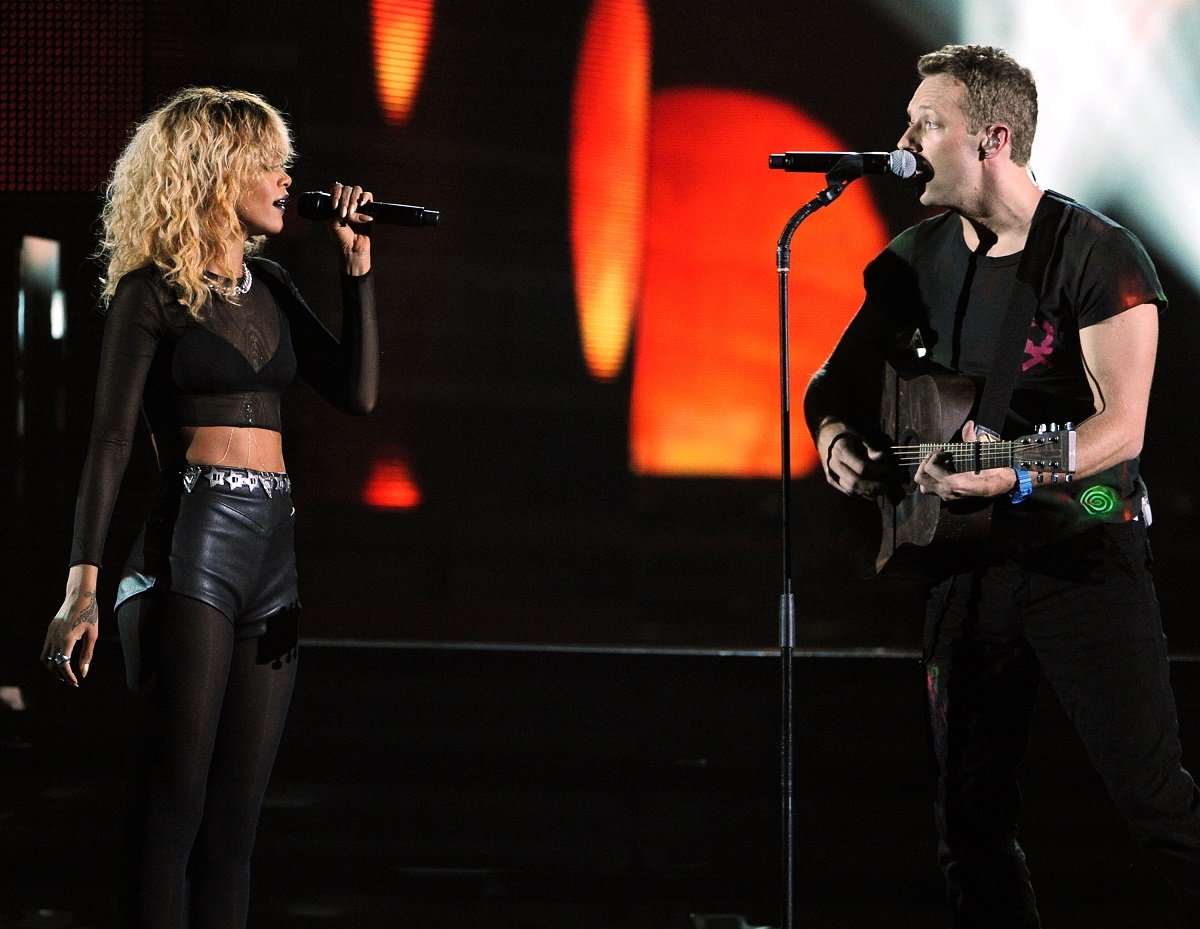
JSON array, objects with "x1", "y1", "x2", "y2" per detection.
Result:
[
  {"x1": 363, "y1": 454, "x2": 423, "y2": 509},
  {"x1": 371, "y1": 0, "x2": 435, "y2": 126},
  {"x1": 630, "y1": 88, "x2": 890, "y2": 478},
  {"x1": 569, "y1": 0, "x2": 651, "y2": 381}
]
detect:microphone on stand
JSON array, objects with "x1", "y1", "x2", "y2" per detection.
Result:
[
  {"x1": 768, "y1": 149, "x2": 918, "y2": 180},
  {"x1": 296, "y1": 191, "x2": 440, "y2": 227}
]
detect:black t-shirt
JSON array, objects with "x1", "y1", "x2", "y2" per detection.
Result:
[
  {"x1": 870, "y1": 200, "x2": 1165, "y2": 435},
  {"x1": 862, "y1": 195, "x2": 1166, "y2": 542},
  {"x1": 69, "y1": 257, "x2": 378, "y2": 566}
]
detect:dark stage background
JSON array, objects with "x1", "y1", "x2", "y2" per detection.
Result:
[
  {"x1": 5, "y1": 3, "x2": 1200, "y2": 928},
  {"x1": 3, "y1": 0, "x2": 1199, "y2": 653}
]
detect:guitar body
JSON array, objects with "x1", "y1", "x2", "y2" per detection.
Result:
[{"x1": 876, "y1": 362, "x2": 993, "y2": 575}]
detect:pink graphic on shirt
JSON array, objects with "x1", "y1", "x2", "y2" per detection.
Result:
[{"x1": 1023, "y1": 319, "x2": 1055, "y2": 371}]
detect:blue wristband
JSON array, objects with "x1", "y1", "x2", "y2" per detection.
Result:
[{"x1": 1009, "y1": 468, "x2": 1033, "y2": 504}]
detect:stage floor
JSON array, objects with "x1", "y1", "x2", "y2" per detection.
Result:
[{"x1": 2, "y1": 641, "x2": 1195, "y2": 928}]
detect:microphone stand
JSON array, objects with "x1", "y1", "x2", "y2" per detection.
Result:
[{"x1": 774, "y1": 176, "x2": 852, "y2": 929}]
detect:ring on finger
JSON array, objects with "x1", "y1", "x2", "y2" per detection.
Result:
[{"x1": 52, "y1": 653, "x2": 70, "y2": 666}]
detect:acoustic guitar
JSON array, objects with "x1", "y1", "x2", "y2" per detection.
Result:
[{"x1": 876, "y1": 361, "x2": 1076, "y2": 573}]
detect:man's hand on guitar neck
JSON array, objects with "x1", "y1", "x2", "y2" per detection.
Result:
[
  {"x1": 817, "y1": 423, "x2": 891, "y2": 498},
  {"x1": 915, "y1": 419, "x2": 1020, "y2": 502}
]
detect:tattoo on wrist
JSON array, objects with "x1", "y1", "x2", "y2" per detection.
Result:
[{"x1": 74, "y1": 592, "x2": 98, "y2": 628}]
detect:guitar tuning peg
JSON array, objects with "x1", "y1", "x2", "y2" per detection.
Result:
[
  {"x1": 1049, "y1": 422, "x2": 1059, "y2": 432},
  {"x1": 1035, "y1": 423, "x2": 1047, "y2": 434},
  {"x1": 1065, "y1": 422, "x2": 1075, "y2": 431}
]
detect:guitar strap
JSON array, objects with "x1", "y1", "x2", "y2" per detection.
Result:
[{"x1": 974, "y1": 189, "x2": 1074, "y2": 436}]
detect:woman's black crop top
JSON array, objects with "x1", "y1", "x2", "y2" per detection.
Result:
[{"x1": 69, "y1": 257, "x2": 378, "y2": 566}]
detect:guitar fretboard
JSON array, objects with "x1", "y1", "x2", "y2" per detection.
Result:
[{"x1": 891, "y1": 438, "x2": 1066, "y2": 472}]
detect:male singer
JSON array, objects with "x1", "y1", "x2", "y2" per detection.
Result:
[{"x1": 804, "y1": 44, "x2": 1200, "y2": 928}]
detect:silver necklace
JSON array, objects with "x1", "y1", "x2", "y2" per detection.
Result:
[
  {"x1": 232, "y1": 261, "x2": 252, "y2": 295},
  {"x1": 206, "y1": 261, "x2": 252, "y2": 295}
]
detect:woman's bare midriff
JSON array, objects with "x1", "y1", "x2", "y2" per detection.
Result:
[{"x1": 182, "y1": 426, "x2": 287, "y2": 473}]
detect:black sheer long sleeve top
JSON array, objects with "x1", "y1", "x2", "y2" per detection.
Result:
[{"x1": 69, "y1": 257, "x2": 378, "y2": 567}]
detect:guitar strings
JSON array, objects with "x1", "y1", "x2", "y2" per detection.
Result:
[{"x1": 890, "y1": 441, "x2": 1062, "y2": 466}]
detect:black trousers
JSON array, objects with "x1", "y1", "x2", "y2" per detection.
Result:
[
  {"x1": 115, "y1": 466, "x2": 301, "y2": 927},
  {"x1": 924, "y1": 519, "x2": 1200, "y2": 928}
]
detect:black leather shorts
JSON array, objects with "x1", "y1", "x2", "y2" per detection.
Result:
[{"x1": 116, "y1": 465, "x2": 300, "y2": 639}]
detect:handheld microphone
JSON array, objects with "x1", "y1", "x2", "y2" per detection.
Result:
[
  {"x1": 767, "y1": 150, "x2": 918, "y2": 180},
  {"x1": 296, "y1": 191, "x2": 440, "y2": 227}
]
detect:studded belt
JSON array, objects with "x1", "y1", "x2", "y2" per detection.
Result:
[{"x1": 182, "y1": 464, "x2": 292, "y2": 497}]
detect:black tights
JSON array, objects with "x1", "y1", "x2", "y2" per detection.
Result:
[{"x1": 118, "y1": 593, "x2": 298, "y2": 929}]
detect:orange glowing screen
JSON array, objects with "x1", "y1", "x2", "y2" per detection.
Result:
[
  {"x1": 630, "y1": 88, "x2": 890, "y2": 477},
  {"x1": 569, "y1": 0, "x2": 650, "y2": 381},
  {"x1": 371, "y1": 0, "x2": 435, "y2": 126},
  {"x1": 363, "y1": 454, "x2": 423, "y2": 509}
]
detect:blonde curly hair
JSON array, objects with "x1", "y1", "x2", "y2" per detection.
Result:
[{"x1": 98, "y1": 87, "x2": 294, "y2": 318}]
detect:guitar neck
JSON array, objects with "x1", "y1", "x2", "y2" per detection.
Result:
[
  {"x1": 892, "y1": 427, "x2": 1075, "y2": 475},
  {"x1": 895, "y1": 441, "x2": 1022, "y2": 471}
]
